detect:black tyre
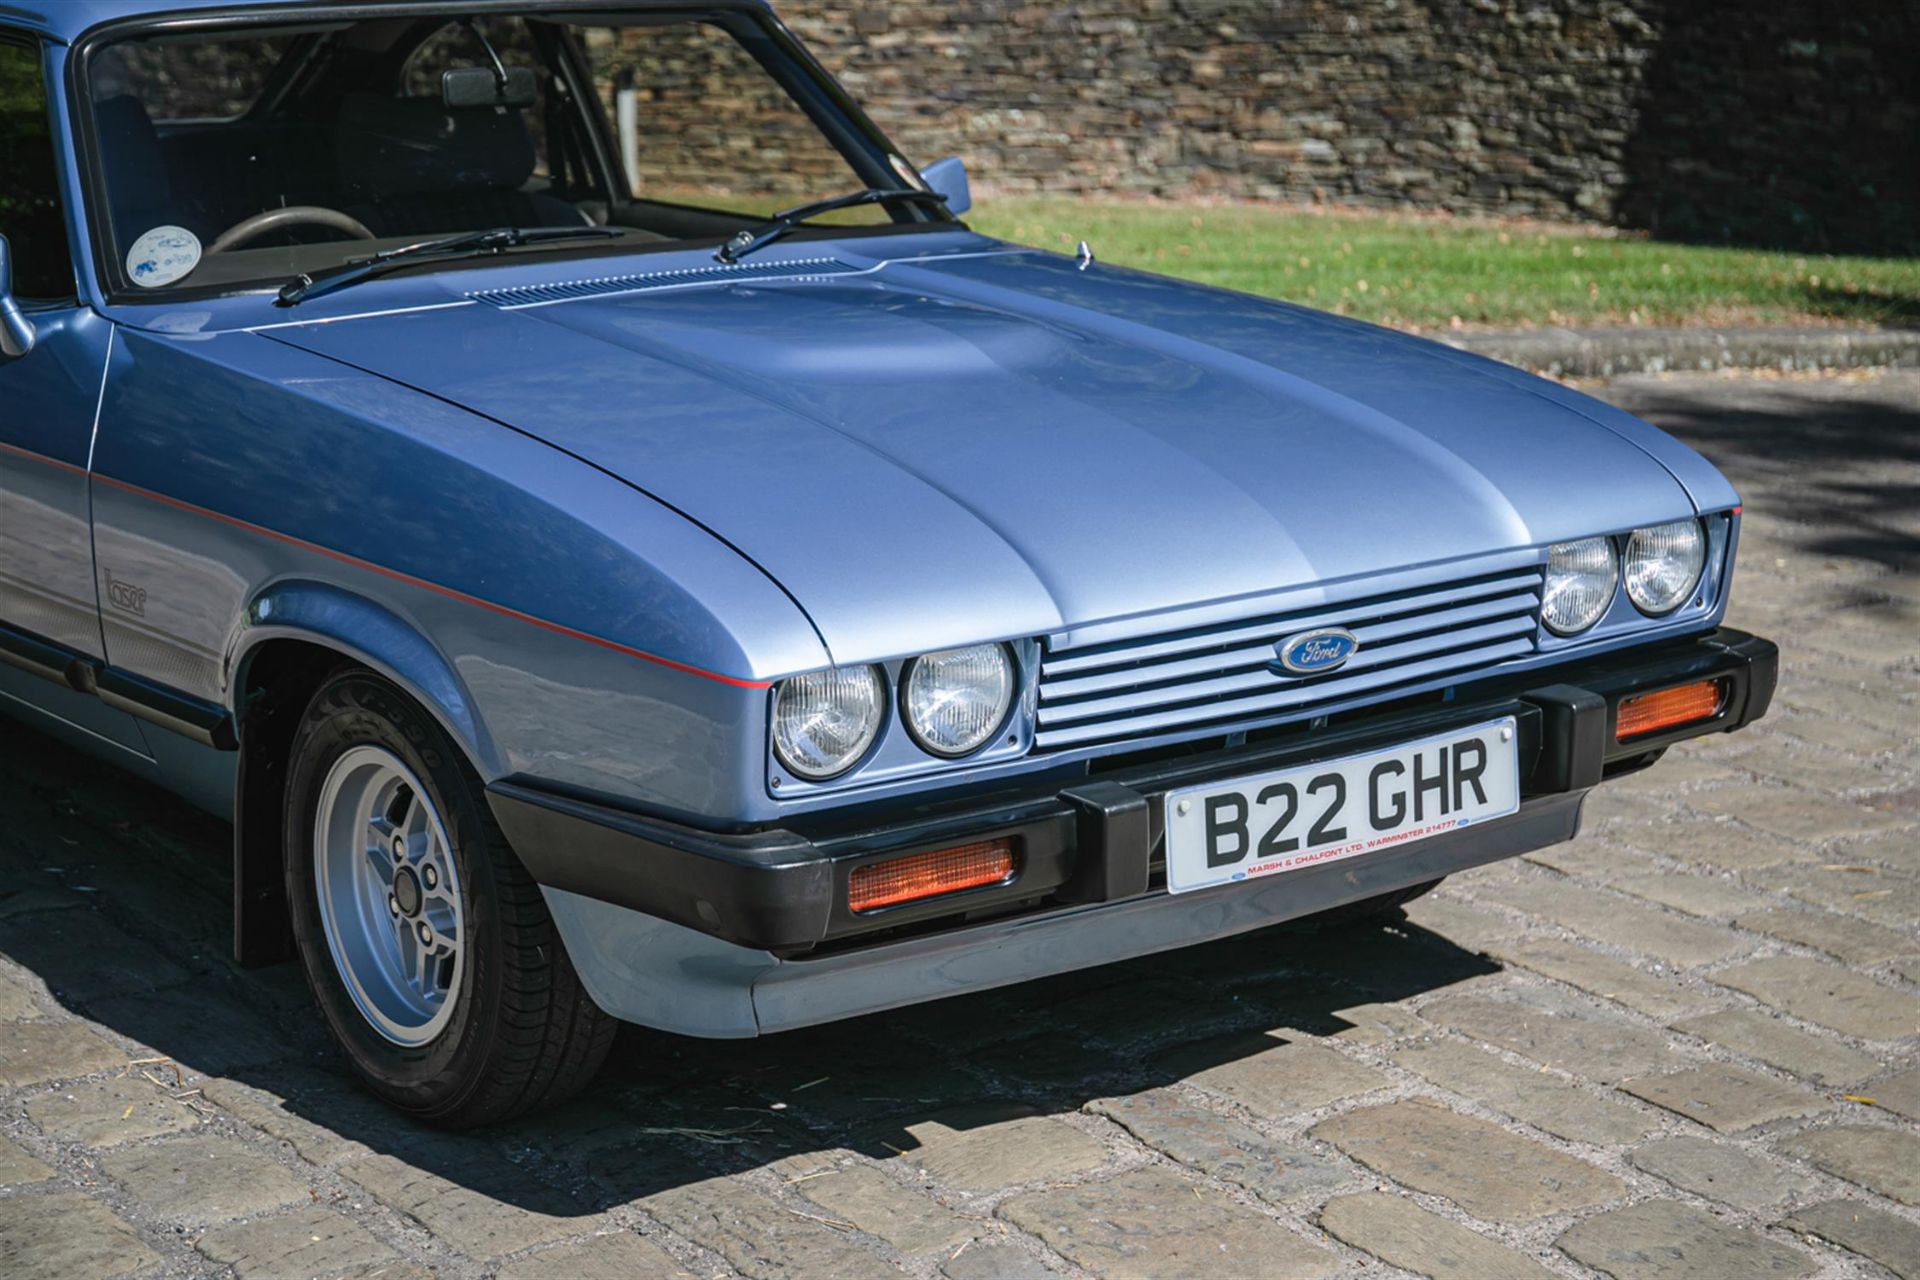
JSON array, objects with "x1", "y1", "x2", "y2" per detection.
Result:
[{"x1": 283, "y1": 668, "x2": 614, "y2": 1126}]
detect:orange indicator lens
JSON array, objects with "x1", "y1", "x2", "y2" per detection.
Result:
[
  {"x1": 847, "y1": 839, "x2": 1016, "y2": 913},
  {"x1": 1616, "y1": 679, "x2": 1727, "y2": 741}
]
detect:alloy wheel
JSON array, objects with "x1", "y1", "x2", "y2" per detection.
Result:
[{"x1": 312, "y1": 745, "x2": 466, "y2": 1047}]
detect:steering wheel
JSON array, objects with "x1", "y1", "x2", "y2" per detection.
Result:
[{"x1": 206, "y1": 206, "x2": 377, "y2": 254}]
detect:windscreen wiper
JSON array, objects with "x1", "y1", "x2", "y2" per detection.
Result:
[
  {"x1": 276, "y1": 225, "x2": 625, "y2": 307},
  {"x1": 713, "y1": 189, "x2": 948, "y2": 264}
]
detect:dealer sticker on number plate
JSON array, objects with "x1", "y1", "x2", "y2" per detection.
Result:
[{"x1": 1163, "y1": 717, "x2": 1520, "y2": 895}]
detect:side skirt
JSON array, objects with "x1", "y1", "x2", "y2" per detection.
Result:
[{"x1": 0, "y1": 618, "x2": 235, "y2": 749}]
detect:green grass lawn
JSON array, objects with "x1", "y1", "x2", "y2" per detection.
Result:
[{"x1": 965, "y1": 198, "x2": 1920, "y2": 333}]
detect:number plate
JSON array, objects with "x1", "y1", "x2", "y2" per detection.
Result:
[{"x1": 1164, "y1": 717, "x2": 1520, "y2": 895}]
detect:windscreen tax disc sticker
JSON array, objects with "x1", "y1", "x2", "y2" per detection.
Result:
[{"x1": 127, "y1": 226, "x2": 202, "y2": 288}]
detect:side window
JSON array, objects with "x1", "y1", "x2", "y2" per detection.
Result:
[
  {"x1": 88, "y1": 34, "x2": 286, "y2": 123},
  {"x1": 0, "y1": 38, "x2": 71, "y2": 300},
  {"x1": 576, "y1": 22, "x2": 887, "y2": 222}
]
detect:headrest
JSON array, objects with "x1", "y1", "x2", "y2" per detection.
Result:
[
  {"x1": 93, "y1": 94, "x2": 173, "y2": 229},
  {"x1": 334, "y1": 92, "x2": 536, "y2": 198}
]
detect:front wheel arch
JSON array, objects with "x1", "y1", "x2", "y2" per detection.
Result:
[
  {"x1": 227, "y1": 580, "x2": 496, "y2": 772},
  {"x1": 225, "y1": 584, "x2": 501, "y2": 968}
]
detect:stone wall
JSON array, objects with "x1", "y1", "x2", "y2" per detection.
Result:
[{"x1": 775, "y1": 1, "x2": 1919, "y2": 254}]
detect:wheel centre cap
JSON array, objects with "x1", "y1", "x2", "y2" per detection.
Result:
[{"x1": 392, "y1": 866, "x2": 423, "y2": 918}]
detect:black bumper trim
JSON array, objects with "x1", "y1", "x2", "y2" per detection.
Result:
[
  {"x1": 490, "y1": 627, "x2": 1777, "y2": 953},
  {"x1": 1058, "y1": 780, "x2": 1152, "y2": 904}
]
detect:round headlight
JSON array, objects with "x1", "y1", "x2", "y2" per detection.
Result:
[
  {"x1": 903, "y1": 644, "x2": 1016, "y2": 758},
  {"x1": 1542, "y1": 536, "x2": 1618, "y2": 636},
  {"x1": 1624, "y1": 519, "x2": 1707, "y2": 616},
  {"x1": 771, "y1": 665, "x2": 886, "y2": 781}
]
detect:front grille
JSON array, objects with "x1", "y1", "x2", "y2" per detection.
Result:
[{"x1": 1035, "y1": 568, "x2": 1545, "y2": 750}]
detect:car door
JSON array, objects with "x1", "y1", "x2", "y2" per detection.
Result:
[{"x1": 0, "y1": 30, "x2": 145, "y2": 751}]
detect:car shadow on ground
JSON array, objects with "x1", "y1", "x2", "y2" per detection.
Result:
[{"x1": 2, "y1": 717, "x2": 1498, "y2": 1214}]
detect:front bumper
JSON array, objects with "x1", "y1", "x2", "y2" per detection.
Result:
[{"x1": 490, "y1": 628, "x2": 1776, "y2": 957}]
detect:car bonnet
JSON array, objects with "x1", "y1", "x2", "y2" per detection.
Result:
[{"x1": 260, "y1": 247, "x2": 1718, "y2": 665}]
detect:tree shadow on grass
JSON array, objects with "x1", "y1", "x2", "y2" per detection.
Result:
[
  {"x1": 1795, "y1": 283, "x2": 1920, "y2": 332},
  {"x1": 0, "y1": 717, "x2": 1498, "y2": 1217}
]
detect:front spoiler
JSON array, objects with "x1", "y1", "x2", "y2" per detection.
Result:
[{"x1": 490, "y1": 628, "x2": 1777, "y2": 956}]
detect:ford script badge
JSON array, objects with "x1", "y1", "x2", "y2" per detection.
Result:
[{"x1": 1274, "y1": 627, "x2": 1359, "y2": 675}]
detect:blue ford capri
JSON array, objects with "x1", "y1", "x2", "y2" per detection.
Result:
[{"x1": 0, "y1": 0, "x2": 1776, "y2": 1124}]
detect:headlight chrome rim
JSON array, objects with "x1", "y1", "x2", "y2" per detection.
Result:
[
  {"x1": 901, "y1": 643, "x2": 1017, "y2": 759},
  {"x1": 1542, "y1": 536, "x2": 1619, "y2": 636},
  {"x1": 771, "y1": 664, "x2": 887, "y2": 781},
  {"x1": 1624, "y1": 518, "x2": 1708, "y2": 616}
]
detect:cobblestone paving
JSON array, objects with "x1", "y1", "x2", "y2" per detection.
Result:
[{"x1": 1, "y1": 370, "x2": 1916, "y2": 1279}]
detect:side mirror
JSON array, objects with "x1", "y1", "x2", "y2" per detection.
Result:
[
  {"x1": 0, "y1": 236, "x2": 37, "y2": 362},
  {"x1": 921, "y1": 156, "x2": 972, "y2": 217},
  {"x1": 441, "y1": 65, "x2": 539, "y2": 110}
]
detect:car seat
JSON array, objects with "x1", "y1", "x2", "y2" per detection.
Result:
[{"x1": 333, "y1": 91, "x2": 588, "y2": 237}]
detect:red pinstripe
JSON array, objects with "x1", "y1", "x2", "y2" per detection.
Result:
[{"x1": 1, "y1": 440, "x2": 770, "y2": 689}]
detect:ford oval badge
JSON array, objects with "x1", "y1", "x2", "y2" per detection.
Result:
[{"x1": 1274, "y1": 627, "x2": 1358, "y2": 675}]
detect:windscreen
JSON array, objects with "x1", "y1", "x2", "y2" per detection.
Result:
[{"x1": 87, "y1": 11, "x2": 921, "y2": 297}]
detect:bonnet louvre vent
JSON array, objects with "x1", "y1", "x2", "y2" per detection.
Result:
[{"x1": 469, "y1": 257, "x2": 857, "y2": 307}]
